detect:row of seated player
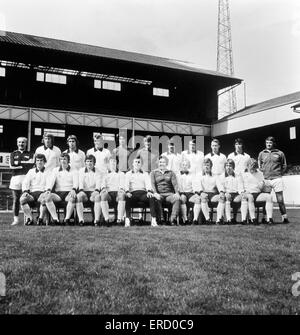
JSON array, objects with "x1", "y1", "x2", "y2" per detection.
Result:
[{"x1": 19, "y1": 153, "x2": 276, "y2": 227}]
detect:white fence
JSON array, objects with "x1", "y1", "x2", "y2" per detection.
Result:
[{"x1": 272, "y1": 175, "x2": 300, "y2": 206}]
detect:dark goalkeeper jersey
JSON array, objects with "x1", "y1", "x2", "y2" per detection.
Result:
[{"x1": 10, "y1": 150, "x2": 34, "y2": 176}]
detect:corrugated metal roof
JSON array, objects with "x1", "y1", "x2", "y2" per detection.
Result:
[
  {"x1": 0, "y1": 30, "x2": 241, "y2": 82},
  {"x1": 216, "y1": 91, "x2": 300, "y2": 122}
]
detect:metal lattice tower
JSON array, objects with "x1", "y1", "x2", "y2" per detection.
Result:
[{"x1": 217, "y1": 0, "x2": 237, "y2": 119}]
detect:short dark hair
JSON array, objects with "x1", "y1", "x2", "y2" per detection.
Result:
[
  {"x1": 43, "y1": 133, "x2": 54, "y2": 139},
  {"x1": 211, "y1": 138, "x2": 220, "y2": 145},
  {"x1": 67, "y1": 135, "x2": 79, "y2": 147},
  {"x1": 85, "y1": 155, "x2": 96, "y2": 164},
  {"x1": 35, "y1": 153, "x2": 47, "y2": 163},
  {"x1": 60, "y1": 152, "x2": 70, "y2": 163},
  {"x1": 234, "y1": 138, "x2": 244, "y2": 145},
  {"x1": 266, "y1": 136, "x2": 275, "y2": 143},
  {"x1": 94, "y1": 133, "x2": 103, "y2": 140},
  {"x1": 42, "y1": 133, "x2": 54, "y2": 144},
  {"x1": 203, "y1": 157, "x2": 213, "y2": 167},
  {"x1": 144, "y1": 135, "x2": 152, "y2": 142},
  {"x1": 158, "y1": 155, "x2": 169, "y2": 164}
]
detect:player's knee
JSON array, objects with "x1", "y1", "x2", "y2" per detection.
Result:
[
  {"x1": 38, "y1": 195, "x2": 46, "y2": 205},
  {"x1": 194, "y1": 197, "x2": 201, "y2": 205},
  {"x1": 275, "y1": 192, "x2": 284, "y2": 203},
  {"x1": 19, "y1": 196, "x2": 27, "y2": 206},
  {"x1": 225, "y1": 194, "x2": 232, "y2": 202},
  {"x1": 68, "y1": 197, "x2": 76, "y2": 204},
  {"x1": 117, "y1": 192, "x2": 125, "y2": 201},
  {"x1": 241, "y1": 194, "x2": 248, "y2": 202},
  {"x1": 45, "y1": 194, "x2": 52, "y2": 203},
  {"x1": 77, "y1": 194, "x2": 84, "y2": 202},
  {"x1": 94, "y1": 194, "x2": 101, "y2": 202},
  {"x1": 101, "y1": 191, "x2": 108, "y2": 201}
]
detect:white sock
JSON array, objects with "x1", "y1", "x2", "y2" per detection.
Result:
[
  {"x1": 39, "y1": 204, "x2": 47, "y2": 219},
  {"x1": 65, "y1": 202, "x2": 75, "y2": 220},
  {"x1": 101, "y1": 201, "x2": 110, "y2": 221},
  {"x1": 241, "y1": 200, "x2": 248, "y2": 221},
  {"x1": 22, "y1": 204, "x2": 33, "y2": 220},
  {"x1": 266, "y1": 201, "x2": 273, "y2": 221},
  {"x1": 193, "y1": 204, "x2": 201, "y2": 221},
  {"x1": 151, "y1": 217, "x2": 157, "y2": 226},
  {"x1": 225, "y1": 201, "x2": 231, "y2": 221},
  {"x1": 94, "y1": 201, "x2": 102, "y2": 222},
  {"x1": 248, "y1": 201, "x2": 255, "y2": 220},
  {"x1": 46, "y1": 201, "x2": 58, "y2": 220},
  {"x1": 217, "y1": 202, "x2": 225, "y2": 221},
  {"x1": 117, "y1": 201, "x2": 125, "y2": 220},
  {"x1": 180, "y1": 204, "x2": 187, "y2": 221},
  {"x1": 76, "y1": 202, "x2": 84, "y2": 222},
  {"x1": 201, "y1": 202, "x2": 210, "y2": 220}
]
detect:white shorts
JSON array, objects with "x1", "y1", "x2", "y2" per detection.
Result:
[
  {"x1": 9, "y1": 175, "x2": 26, "y2": 190},
  {"x1": 264, "y1": 178, "x2": 284, "y2": 193}
]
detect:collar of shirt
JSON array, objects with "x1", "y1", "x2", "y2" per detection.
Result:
[
  {"x1": 67, "y1": 148, "x2": 79, "y2": 154},
  {"x1": 15, "y1": 150, "x2": 26, "y2": 154},
  {"x1": 211, "y1": 152, "x2": 220, "y2": 156},
  {"x1": 234, "y1": 151, "x2": 244, "y2": 156},
  {"x1": 225, "y1": 172, "x2": 235, "y2": 177},
  {"x1": 84, "y1": 167, "x2": 95, "y2": 173},
  {"x1": 180, "y1": 171, "x2": 189, "y2": 175},
  {"x1": 263, "y1": 149, "x2": 279, "y2": 153},
  {"x1": 44, "y1": 145, "x2": 53, "y2": 150},
  {"x1": 35, "y1": 167, "x2": 45, "y2": 173},
  {"x1": 94, "y1": 147, "x2": 103, "y2": 152},
  {"x1": 156, "y1": 169, "x2": 170, "y2": 175},
  {"x1": 108, "y1": 170, "x2": 119, "y2": 173},
  {"x1": 59, "y1": 165, "x2": 71, "y2": 172},
  {"x1": 131, "y1": 169, "x2": 143, "y2": 174}
]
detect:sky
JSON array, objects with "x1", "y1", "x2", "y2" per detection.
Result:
[{"x1": 0, "y1": 0, "x2": 299, "y2": 110}]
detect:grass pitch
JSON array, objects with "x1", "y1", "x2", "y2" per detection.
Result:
[{"x1": 0, "y1": 210, "x2": 299, "y2": 315}]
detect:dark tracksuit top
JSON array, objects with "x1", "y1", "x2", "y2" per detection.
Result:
[
  {"x1": 150, "y1": 169, "x2": 179, "y2": 194},
  {"x1": 258, "y1": 149, "x2": 287, "y2": 180}
]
